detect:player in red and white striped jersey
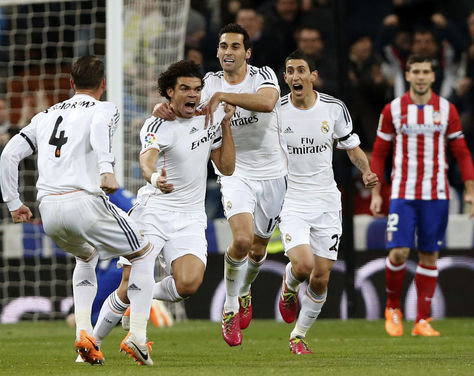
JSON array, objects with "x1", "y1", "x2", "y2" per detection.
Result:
[{"x1": 370, "y1": 55, "x2": 474, "y2": 337}]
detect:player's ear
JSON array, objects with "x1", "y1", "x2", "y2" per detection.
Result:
[
  {"x1": 100, "y1": 78, "x2": 106, "y2": 90},
  {"x1": 246, "y1": 47, "x2": 252, "y2": 60},
  {"x1": 310, "y1": 70, "x2": 319, "y2": 83},
  {"x1": 70, "y1": 78, "x2": 75, "y2": 91},
  {"x1": 166, "y1": 87, "x2": 174, "y2": 99}
]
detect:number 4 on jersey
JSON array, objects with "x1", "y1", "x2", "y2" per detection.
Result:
[{"x1": 49, "y1": 116, "x2": 68, "y2": 158}]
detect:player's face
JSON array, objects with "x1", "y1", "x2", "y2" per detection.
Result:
[
  {"x1": 217, "y1": 33, "x2": 251, "y2": 73},
  {"x1": 405, "y1": 62, "x2": 435, "y2": 96},
  {"x1": 284, "y1": 59, "x2": 317, "y2": 98},
  {"x1": 167, "y1": 77, "x2": 202, "y2": 118}
]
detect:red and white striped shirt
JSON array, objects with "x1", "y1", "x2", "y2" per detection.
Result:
[{"x1": 371, "y1": 91, "x2": 474, "y2": 200}]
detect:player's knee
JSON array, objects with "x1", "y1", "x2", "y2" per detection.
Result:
[
  {"x1": 232, "y1": 235, "x2": 252, "y2": 255},
  {"x1": 175, "y1": 276, "x2": 202, "y2": 298},
  {"x1": 292, "y1": 259, "x2": 313, "y2": 279},
  {"x1": 389, "y1": 247, "x2": 409, "y2": 264},
  {"x1": 310, "y1": 275, "x2": 329, "y2": 294},
  {"x1": 248, "y1": 248, "x2": 266, "y2": 263}
]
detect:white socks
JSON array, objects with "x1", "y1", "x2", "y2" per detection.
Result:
[
  {"x1": 93, "y1": 290, "x2": 129, "y2": 346},
  {"x1": 290, "y1": 286, "x2": 327, "y2": 339},
  {"x1": 240, "y1": 253, "x2": 266, "y2": 297},
  {"x1": 127, "y1": 246, "x2": 155, "y2": 344},
  {"x1": 223, "y1": 251, "x2": 247, "y2": 313},
  {"x1": 284, "y1": 262, "x2": 301, "y2": 292},
  {"x1": 153, "y1": 275, "x2": 183, "y2": 302},
  {"x1": 73, "y1": 253, "x2": 99, "y2": 340}
]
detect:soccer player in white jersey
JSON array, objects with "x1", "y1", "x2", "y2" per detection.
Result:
[
  {"x1": 278, "y1": 50, "x2": 378, "y2": 354},
  {"x1": 154, "y1": 24, "x2": 288, "y2": 346},
  {"x1": 0, "y1": 56, "x2": 156, "y2": 365},
  {"x1": 370, "y1": 55, "x2": 474, "y2": 337},
  {"x1": 92, "y1": 60, "x2": 236, "y2": 348}
]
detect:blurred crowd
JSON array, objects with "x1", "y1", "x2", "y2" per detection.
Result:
[{"x1": 1, "y1": 0, "x2": 474, "y2": 218}]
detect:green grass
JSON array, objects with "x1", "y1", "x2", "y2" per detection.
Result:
[{"x1": 0, "y1": 319, "x2": 473, "y2": 376}]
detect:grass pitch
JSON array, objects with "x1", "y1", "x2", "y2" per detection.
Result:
[{"x1": 0, "y1": 319, "x2": 473, "y2": 376}]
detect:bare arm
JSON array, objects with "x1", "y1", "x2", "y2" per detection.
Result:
[
  {"x1": 100, "y1": 173, "x2": 119, "y2": 194},
  {"x1": 203, "y1": 87, "x2": 279, "y2": 125},
  {"x1": 140, "y1": 148, "x2": 174, "y2": 193},
  {"x1": 215, "y1": 87, "x2": 279, "y2": 112},
  {"x1": 464, "y1": 180, "x2": 474, "y2": 217},
  {"x1": 211, "y1": 104, "x2": 236, "y2": 175},
  {"x1": 346, "y1": 146, "x2": 378, "y2": 189}
]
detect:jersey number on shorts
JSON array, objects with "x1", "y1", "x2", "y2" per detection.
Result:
[
  {"x1": 329, "y1": 234, "x2": 340, "y2": 252},
  {"x1": 387, "y1": 213, "x2": 399, "y2": 232},
  {"x1": 49, "y1": 116, "x2": 68, "y2": 158},
  {"x1": 266, "y1": 216, "x2": 280, "y2": 233}
]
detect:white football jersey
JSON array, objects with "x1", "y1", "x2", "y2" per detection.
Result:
[
  {"x1": 202, "y1": 65, "x2": 288, "y2": 179},
  {"x1": 136, "y1": 107, "x2": 224, "y2": 213},
  {"x1": 0, "y1": 94, "x2": 119, "y2": 209},
  {"x1": 280, "y1": 92, "x2": 360, "y2": 212}
]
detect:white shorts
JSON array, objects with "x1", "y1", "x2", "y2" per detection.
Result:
[
  {"x1": 279, "y1": 210, "x2": 342, "y2": 261},
  {"x1": 124, "y1": 204, "x2": 208, "y2": 275},
  {"x1": 219, "y1": 175, "x2": 287, "y2": 238},
  {"x1": 39, "y1": 191, "x2": 147, "y2": 260}
]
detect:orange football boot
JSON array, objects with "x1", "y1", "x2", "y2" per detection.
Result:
[{"x1": 385, "y1": 307, "x2": 403, "y2": 336}]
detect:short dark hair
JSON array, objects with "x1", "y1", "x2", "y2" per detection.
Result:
[
  {"x1": 218, "y1": 23, "x2": 251, "y2": 50},
  {"x1": 405, "y1": 55, "x2": 433, "y2": 71},
  {"x1": 285, "y1": 50, "x2": 316, "y2": 72},
  {"x1": 158, "y1": 60, "x2": 203, "y2": 100},
  {"x1": 71, "y1": 56, "x2": 104, "y2": 90}
]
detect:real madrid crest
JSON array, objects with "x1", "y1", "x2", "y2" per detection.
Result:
[
  {"x1": 321, "y1": 121, "x2": 329, "y2": 133},
  {"x1": 285, "y1": 233, "x2": 292, "y2": 243},
  {"x1": 226, "y1": 201, "x2": 232, "y2": 211}
]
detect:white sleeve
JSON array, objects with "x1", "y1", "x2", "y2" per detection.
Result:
[
  {"x1": 255, "y1": 66, "x2": 280, "y2": 94},
  {"x1": 139, "y1": 117, "x2": 173, "y2": 154},
  {"x1": 90, "y1": 102, "x2": 119, "y2": 174},
  {"x1": 201, "y1": 72, "x2": 216, "y2": 104},
  {"x1": 333, "y1": 101, "x2": 360, "y2": 150},
  {"x1": 0, "y1": 124, "x2": 37, "y2": 211},
  {"x1": 211, "y1": 124, "x2": 223, "y2": 150}
]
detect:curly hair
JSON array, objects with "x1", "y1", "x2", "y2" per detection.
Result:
[{"x1": 158, "y1": 60, "x2": 203, "y2": 100}]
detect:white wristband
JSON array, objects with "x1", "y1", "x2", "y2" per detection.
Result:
[{"x1": 150, "y1": 172, "x2": 160, "y2": 188}]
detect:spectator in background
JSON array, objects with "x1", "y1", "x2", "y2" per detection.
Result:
[
  {"x1": 235, "y1": 7, "x2": 281, "y2": 72},
  {"x1": 186, "y1": 3, "x2": 207, "y2": 47},
  {"x1": 261, "y1": 0, "x2": 312, "y2": 63},
  {"x1": 348, "y1": 35, "x2": 391, "y2": 148},
  {"x1": 186, "y1": 44, "x2": 206, "y2": 75},
  {"x1": 379, "y1": 12, "x2": 463, "y2": 99},
  {"x1": 279, "y1": 26, "x2": 337, "y2": 96},
  {"x1": 451, "y1": 11, "x2": 474, "y2": 152},
  {"x1": 219, "y1": 0, "x2": 244, "y2": 27}
]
